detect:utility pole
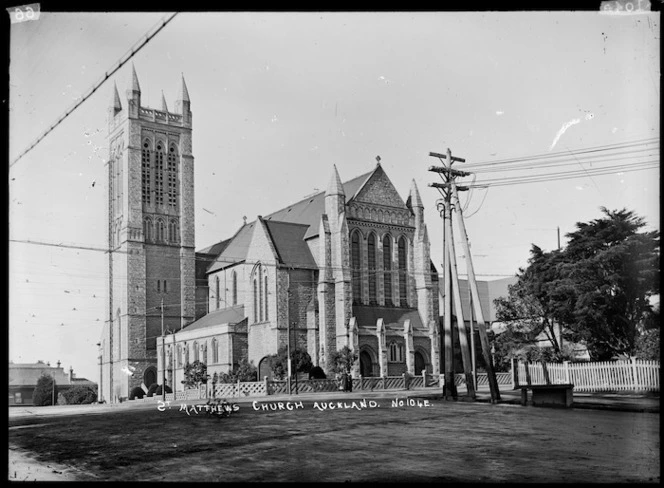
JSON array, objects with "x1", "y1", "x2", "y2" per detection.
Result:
[
  {"x1": 449, "y1": 181, "x2": 501, "y2": 402},
  {"x1": 429, "y1": 147, "x2": 501, "y2": 403},
  {"x1": 287, "y1": 280, "x2": 292, "y2": 396},
  {"x1": 107, "y1": 159, "x2": 114, "y2": 403},
  {"x1": 468, "y1": 285, "x2": 476, "y2": 391},
  {"x1": 161, "y1": 298, "x2": 166, "y2": 402}
]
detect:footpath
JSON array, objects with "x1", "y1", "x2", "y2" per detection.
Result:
[{"x1": 8, "y1": 385, "x2": 659, "y2": 420}]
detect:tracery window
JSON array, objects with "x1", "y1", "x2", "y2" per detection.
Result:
[
  {"x1": 388, "y1": 341, "x2": 404, "y2": 362},
  {"x1": 157, "y1": 219, "x2": 165, "y2": 242},
  {"x1": 143, "y1": 218, "x2": 152, "y2": 242},
  {"x1": 368, "y1": 233, "x2": 377, "y2": 304},
  {"x1": 264, "y1": 270, "x2": 269, "y2": 321},
  {"x1": 167, "y1": 145, "x2": 178, "y2": 208},
  {"x1": 383, "y1": 235, "x2": 393, "y2": 306},
  {"x1": 168, "y1": 220, "x2": 177, "y2": 243},
  {"x1": 142, "y1": 140, "x2": 151, "y2": 204},
  {"x1": 398, "y1": 236, "x2": 407, "y2": 307},
  {"x1": 253, "y1": 279, "x2": 258, "y2": 323},
  {"x1": 351, "y1": 231, "x2": 362, "y2": 304},
  {"x1": 155, "y1": 143, "x2": 164, "y2": 205}
]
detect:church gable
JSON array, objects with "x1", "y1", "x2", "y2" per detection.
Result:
[{"x1": 350, "y1": 165, "x2": 407, "y2": 209}]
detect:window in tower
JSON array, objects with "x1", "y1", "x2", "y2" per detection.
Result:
[
  {"x1": 143, "y1": 218, "x2": 152, "y2": 242},
  {"x1": 157, "y1": 280, "x2": 161, "y2": 293},
  {"x1": 168, "y1": 220, "x2": 177, "y2": 243},
  {"x1": 155, "y1": 143, "x2": 164, "y2": 205},
  {"x1": 368, "y1": 233, "x2": 377, "y2": 304},
  {"x1": 383, "y1": 235, "x2": 393, "y2": 306},
  {"x1": 164, "y1": 280, "x2": 167, "y2": 293},
  {"x1": 157, "y1": 219, "x2": 165, "y2": 242},
  {"x1": 142, "y1": 140, "x2": 151, "y2": 204},
  {"x1": 167, "y1": 145, "x2": 178, "y2": 208},
  {"x1": 351, "y1": 231, "x2": 362, "y2": 304},
  {"x1": 398, "y1": 236, "x2": 408, "y2": 307}
]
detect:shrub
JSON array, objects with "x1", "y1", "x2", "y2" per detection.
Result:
[
  {"x1": 62, "y1": 385, "x2": 98, "y2": 405},
  {"x1": 129, "y1": 386, "x2": 145, "y2": 400},
  {"x1": 146, "y1": 383, "x2": 171, "y2": 397},
  {"x1": 267, "y1": 347, "x2": 313, "y2": 380},
  {"x1": 217, "y1": 356, "x2": 258, "y2": 383},
  {"x1": 32, "y1": 373, "x2": 58, "y2": 406},
  {"x1": 181, "y1": 360, "x2": 209, "y2": 388},
  {"x1": 329, "y1": 346, "x2": 358, "y2": 376},
  {"x1": 308, "y1": 366, "x2": 327, "y2": 379}
]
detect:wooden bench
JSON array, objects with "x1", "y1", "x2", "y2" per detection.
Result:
[{"x1": 520, "y1": 384, "x2": 574, "y2": 408}]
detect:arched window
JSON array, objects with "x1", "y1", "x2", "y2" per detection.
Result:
[
  {"x1": 231, "y1": 271, "x2": 237, "y2": 306},
  {"x1": 157, "y1": 280, "x2": 161, "y2": 293},
  {"x1": 398, "y1": 236, "x2": 407, "y2": 307},
  {"x1": 176, "y1": 344, "x2": 182, "y2": 367},
  {"x1": 264, "y1": 270, "x2": 269, "y2": 321},
  {"x1": 164, "y1": 280, "x2": 167, "y2": 293},
  {"x1": 167, "y1": 144, "x2": 178, "y2": 208},
  {"x1": 351, "y1": 231, "x2": 362, "y2": 304},
  {"x1": 211, "y1": 338, "x2": 218, "y2": 363},
  {"x1": 184, "y1": 343, "x2": 189, "y2": 365},
  {"x1": 168, "y1": 220, "x2": 177, "y2": 243},
  {"x1": 155, "y1": 142, "x2": 165, "y2": 205},
  {"x1": 157, "y1": 219, "x2": 165, "y2": 242},
  {"x1": 383, "y1": 235, "x2": 392, "y2": 306},
  {"x1": 388, "y1": 341, "x2": 404, "y2": 362},
  {"x1": 253, "y1": 278, "x2": 258, "y2": 323},
  {"x1": 141, "y1": 140, "x2": 151, "y2": 204},
  {"x1": 193, "y1": 341, "x2": 199, "y2": 362},
  {"x1": 143, "y1": 218, "x2": 152, "y2": 242},
  {"x1": 215, "y1": 276, "x2": 220, "y2": 309},
  {"x1": 368, "y1": 233, "x2": 377, "y2": 304},
  {"x1": 202, "y1": 343, "x2": 207, "y2": 365},
  {"x1": 258, "y1": 266, "x2": 263, "y2": 322}
]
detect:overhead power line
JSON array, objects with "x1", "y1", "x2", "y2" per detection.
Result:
[{"x1": 9, "y1": 12, "x2": 179, "y2": 169}]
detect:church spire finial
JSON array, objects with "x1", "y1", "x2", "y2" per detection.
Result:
[
  {"x1": 161, "y1": 90, "x2": 168, "y2": 112},
  {"x1": 409, "y1": 179, "x2": 424, "y2": 208},
  {"x1": 326, "y1": 164, "x2": 345, "y2": 197},
  {"x1": 376, "y1": 155, "x2": 381, "y2": 165},
  {"x1": 179, "y1": 73, "x2": 190, "y2": 103},
  {"x1": 111, "y1": 82, "x2": 122, "y2": 111},
  {"x1": 130, "y1": 63, "x2": 141, "y2": 93}
]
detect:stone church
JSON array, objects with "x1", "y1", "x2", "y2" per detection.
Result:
[{"x1": 99, "y1": 68, "x2": 440, "y2": 403}]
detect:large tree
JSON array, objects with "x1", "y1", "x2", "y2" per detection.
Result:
[
  {"x1": 32, "y1": 373, "x2": 58, "y2": 406},
  {"x1": 494, "y1": 207, "x2": 659, "y2": 362}
]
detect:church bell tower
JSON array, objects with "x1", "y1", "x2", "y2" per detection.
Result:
[{"x1": 100, "y1": 65, "x2": 195, "y2": 403}]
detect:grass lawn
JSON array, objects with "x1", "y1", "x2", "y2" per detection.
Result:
[{"x1": 8, "y1": 397, "x2": 661, "y2": 482}]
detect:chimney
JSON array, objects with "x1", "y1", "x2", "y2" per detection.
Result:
[
  {"x1": 69, "y1": 366, "x2": 74, "y2": 383},
  {"x1": 57, "y1": 360, "x2": 61, "y2": 369}
]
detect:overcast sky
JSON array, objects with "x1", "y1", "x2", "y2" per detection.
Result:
[{"x1": 9, "y1": 11, "x2": 660, "y2": 382}]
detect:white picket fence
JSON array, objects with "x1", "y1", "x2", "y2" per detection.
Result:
[{"x1": 515, "y1": 358, "x2": 660, "y2": 392}]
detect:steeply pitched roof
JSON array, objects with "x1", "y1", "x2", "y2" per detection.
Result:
[
  {"x1": 206, "y1": 222, "x2": 256, "y2": 273},
  {"x1": 352, "y1": 305, "x2": 424, "y2": 330},
  {"x1": 181, "y1": 305, "x2": 246, "y2": 332},
  {"x1": 264, "y1": 169, "x2": 373, "y2": 240},
  {"x1": 204, "y1": 168, "x2": 377, "y2": 274},
  {"x1": 264, "y1": 221, "x2": 317, "y2": 269}
]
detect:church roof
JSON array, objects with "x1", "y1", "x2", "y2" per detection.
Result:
[
  {"x1": 352, "y1": 305, "x2": 425, "y2": 330},
  {"x1": 202, "y1": 167, "x2": 375, "y2": 274},
  {"x1": 181, "y1": 304, "x2": 246, "y2": 332},
  {"x1": 264, "y1": 221, "x2": 317, "y2": 269},
  {"x1": 264, "y1": 168, "x2": 373, "y2": 240}
]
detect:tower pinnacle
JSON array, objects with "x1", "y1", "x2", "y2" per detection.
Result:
[
  {"x1": 110, "y1": 82, "x2": 122, "y2": 112},
  {"x1": 409, "y1": 179, "x2": 424, "y2": 208},
  {"x1": 130, "y1": 64, "x2": 141, "y2": 93},
  {"x1": 161, "y1": 91, "x2": 169, "y2": 112},
  {"x1": 179, "y1": 74, "x2": 190, "y2": 103},
  {"x1": 326, "y1": 164, "x2": 345, "y2": 197}
]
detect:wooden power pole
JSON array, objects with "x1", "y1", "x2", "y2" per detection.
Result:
[{"x1": 428, "y1": 147, "x2": 501, "y2": 403}]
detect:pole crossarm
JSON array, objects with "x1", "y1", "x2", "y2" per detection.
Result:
[
  {"x1": 429, "y1": 151, "x2": 466, "y2": 163},
  {"x1": 428, "y1": 166, "x2": 472, "y2": 177},
  {"x1": 428, "y1": 182, "x2": 470, "y2": 191}
]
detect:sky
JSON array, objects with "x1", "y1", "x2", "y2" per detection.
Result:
[{"x1": 9, "y1": 11, "x2": 660, "y2": 383}]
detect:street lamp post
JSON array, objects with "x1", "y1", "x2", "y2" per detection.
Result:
[{"x1": 161, "y1": 298, "x2": 166, "y2": 402}]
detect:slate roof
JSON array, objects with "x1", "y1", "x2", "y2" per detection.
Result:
[
  {"x1": 203, "y1": 168, "x2": 374, "y2": 274},
  {"x1": 352, "y1": 305, "x2": 424, "y2": 330},
  {"x1": 264, "y1": 221, "x2": 317, "y2": 269},
  {"x1": 264, "y1": 169, "x2": 373, "y2": 240},
  {"x1": 181, "y1": 305, "x2": 246, "y2": 332}
]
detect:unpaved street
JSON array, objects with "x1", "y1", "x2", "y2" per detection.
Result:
[{"x1": 8, "y1": 397, "x2": 660, "y2": 482}]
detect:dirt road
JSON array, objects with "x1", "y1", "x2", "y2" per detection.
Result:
[{"x1": 8, "y1": 395, "x2": 659, "y2": 482}]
